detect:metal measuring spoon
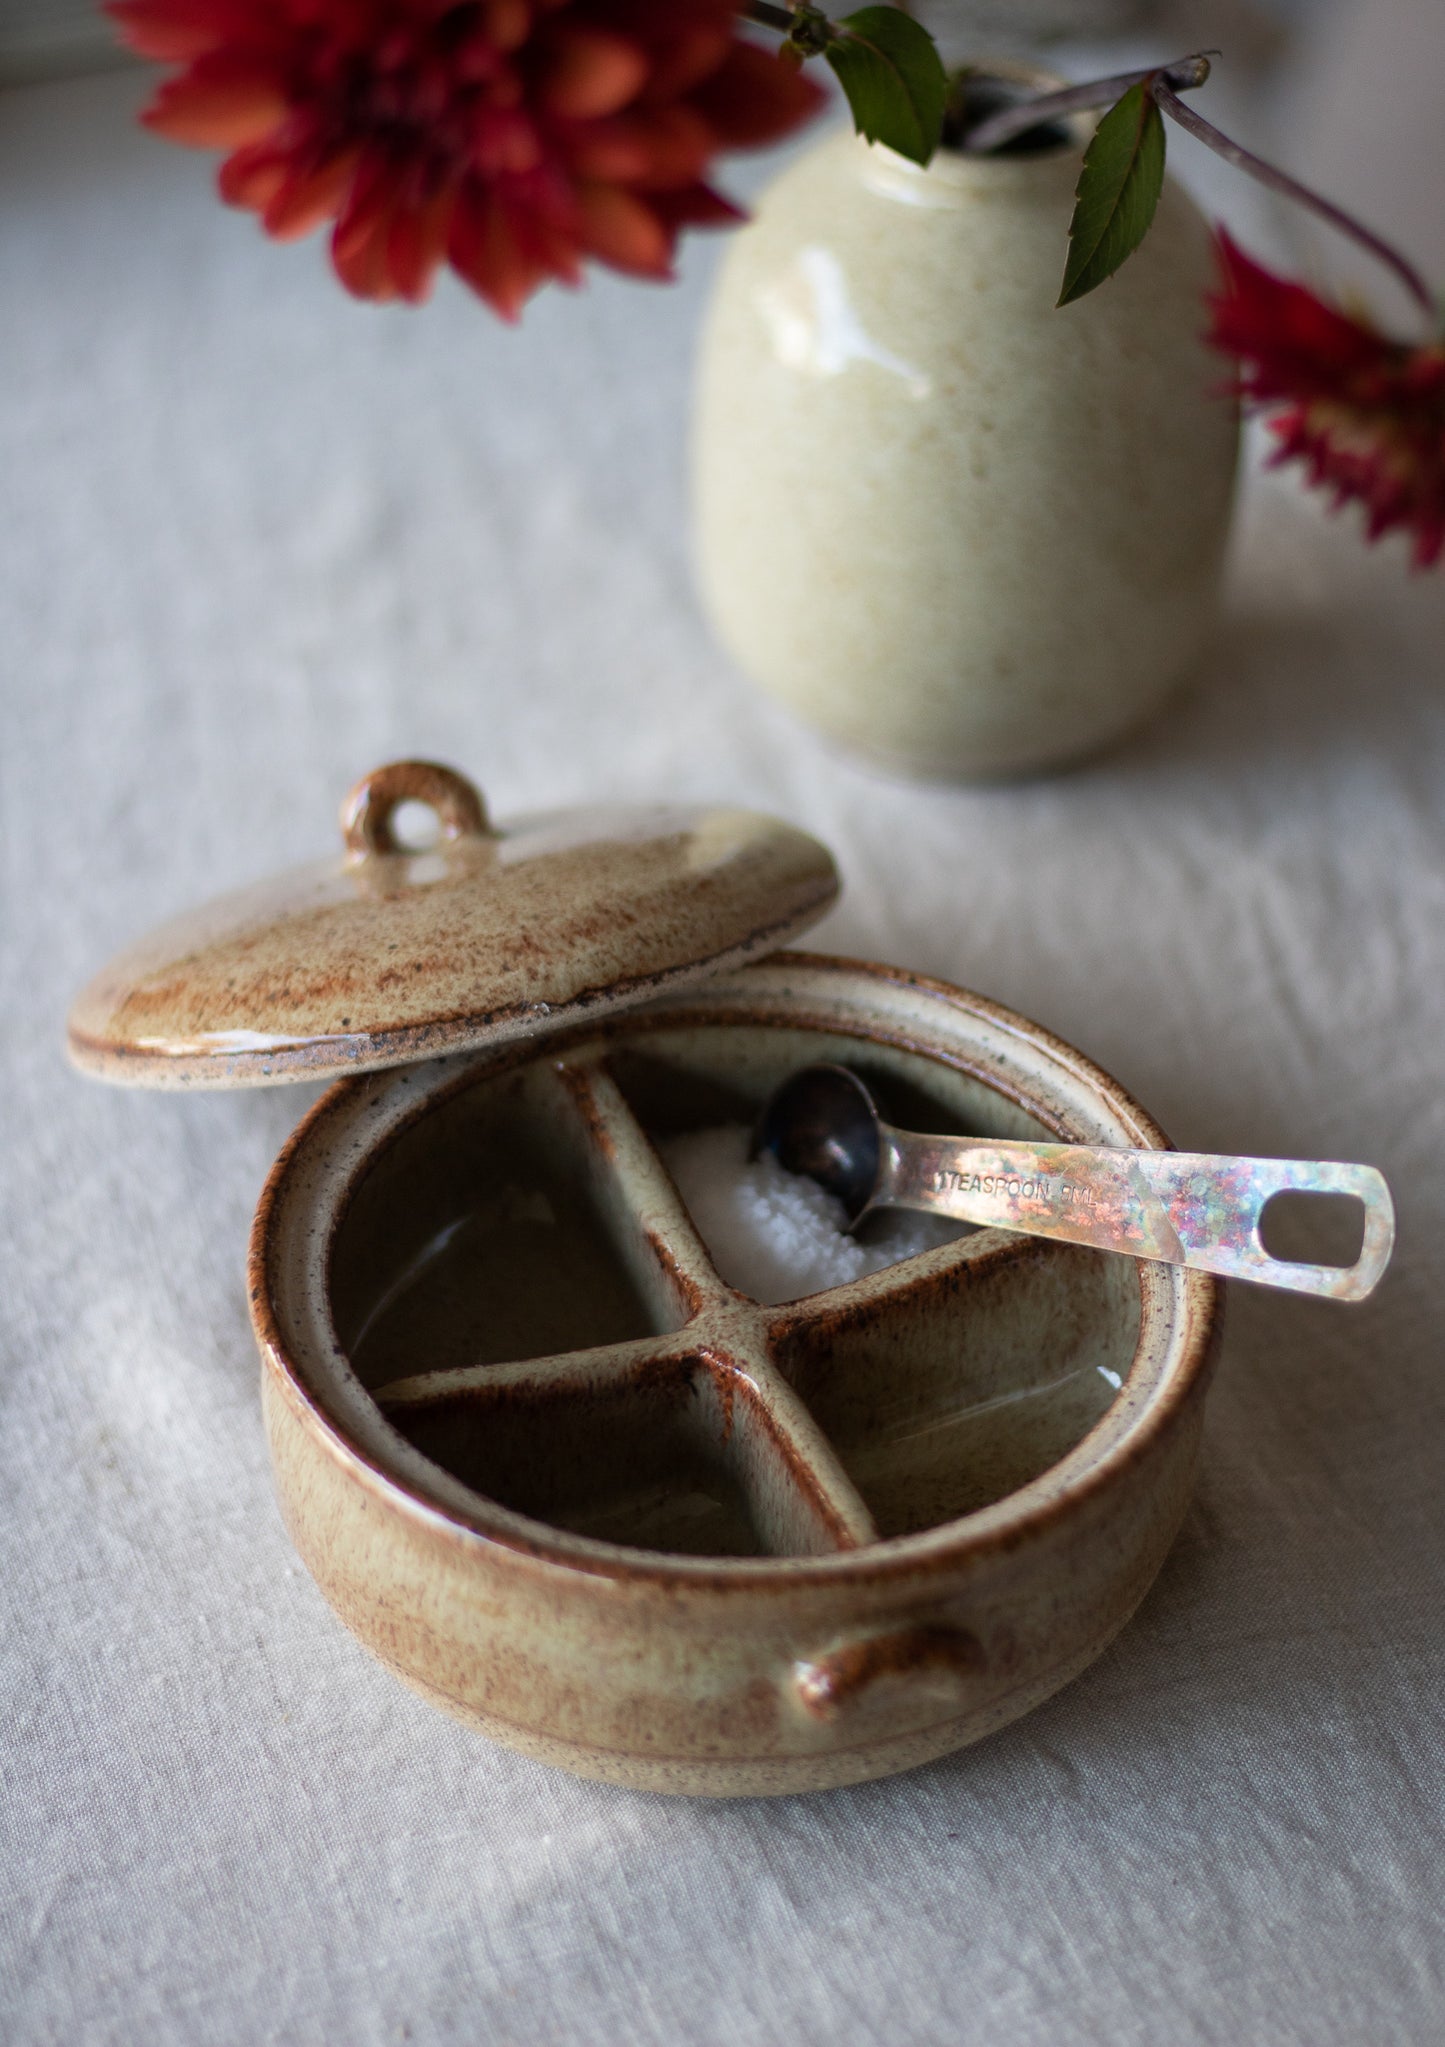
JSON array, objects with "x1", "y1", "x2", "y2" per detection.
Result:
[{"x1": 755, "y1": 1065, "x2": 1395, "y2": 1300}]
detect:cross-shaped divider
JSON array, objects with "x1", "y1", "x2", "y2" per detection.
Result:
[
  {"x1": 370, "y1": 1053, "x2": 885, "y2": 1559},
  {"x1": 366, "y1": 1048, "x2": 1124, "y2": 1566}
]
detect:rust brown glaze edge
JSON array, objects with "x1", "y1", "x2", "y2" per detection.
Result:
[
  {"x1": 250, "y1": 953, "x2": 1223, "y2": 1794},
  {"x1": 65, "y1": 903, "x2": 837, "y2": 1090}
]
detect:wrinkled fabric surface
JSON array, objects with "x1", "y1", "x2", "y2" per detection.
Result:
[{"x1": 3, "y1": 60, "x2": 1443, "y2": 2047}]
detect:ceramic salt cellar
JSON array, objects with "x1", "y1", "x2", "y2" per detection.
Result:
[{"x1": 69, "y1": 760, "x2": 1220, "y2": 1795}]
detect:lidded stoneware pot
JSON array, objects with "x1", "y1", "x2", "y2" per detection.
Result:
[
  {"x1": 693, "y1": 117, "x2": 1239, "y2": 779},
  {"x1": 69, "y1": 760, "x2": 1219, "y2": 1795}
]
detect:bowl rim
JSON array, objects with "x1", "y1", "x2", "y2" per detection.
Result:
[{"x1": 249, "y1": 950, "x2": 1223, "y2": 1593}]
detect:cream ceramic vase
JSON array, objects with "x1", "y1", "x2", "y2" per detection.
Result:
[{"x1": 693, "y1": 124, "x2": 1239, "y2": 778}]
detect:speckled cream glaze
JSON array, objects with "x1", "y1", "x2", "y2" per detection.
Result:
[
  {"x1": 251, "y1": 954, "x2": 1222, "y2": 1797},
  {"x1": 693, "y1": 127, "x2": 1240, "y2": 778},
  {"x1": 66, "y1": 762, "x2": 839, "y2": 1088}
]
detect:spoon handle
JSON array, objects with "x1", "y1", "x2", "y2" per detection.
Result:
[{"x1": 879, "y1": 1133, "x2": 1395, "y2": 1300}]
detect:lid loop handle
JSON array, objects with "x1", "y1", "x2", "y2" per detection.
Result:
[{"x1": 342, "y1": 761, "x2": 491, "y2": 859}]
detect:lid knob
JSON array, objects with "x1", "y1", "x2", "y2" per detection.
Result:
[{"x1": 341, "y1": 760, "x2": 492, "y2": 859}]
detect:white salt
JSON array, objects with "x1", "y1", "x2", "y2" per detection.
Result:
[{"x1": 659, "y1": 1124, "x2": 966, "y2": 1306}]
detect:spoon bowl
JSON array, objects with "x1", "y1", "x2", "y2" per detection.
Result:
[{"x1": 753, "y1": 1063, "x2": 882, "y2": 1223}]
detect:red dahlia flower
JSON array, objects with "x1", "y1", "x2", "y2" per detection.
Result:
[
  {"x1": 109, "y1": 0, "x2": 824, "y2": 317},
  {"x1": 1208, "y1": 229, "x2": 1445, "y2": 568}
]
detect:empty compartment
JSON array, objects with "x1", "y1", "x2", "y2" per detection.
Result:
[
  {"x1": 330, "y1": 1060, "x2": 689, "y2": 1390},
  {"x1": 770, "y1": 1237, "x2": 1139, "y2": 1536},
  {"x1": 391, "y1": 1359, "x2": 766, "y2": 1557}
]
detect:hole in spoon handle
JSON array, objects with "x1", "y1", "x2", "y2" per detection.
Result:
[
  {"x1": 883, "y1": 1133, "x2": 1395, "y2": 1301},
  {"x1": 1140, "y1": 1152, "x2": 1396, "y2": 1300}
]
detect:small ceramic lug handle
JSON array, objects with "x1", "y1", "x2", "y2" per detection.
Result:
[
  {"x1": 793, "y1": 1625, "x2": 984, "y2": 1723},
  {"x1": 342, "y1": 760, "x2": 492, "y2": 859}
]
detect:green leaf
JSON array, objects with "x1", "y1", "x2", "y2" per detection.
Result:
[
  {"x1": 1057, "y1": 82, "x2": 1166, "y2": 307},
  {"x1": 825, "y1": 7, "x2": 947, "y2": 168}
]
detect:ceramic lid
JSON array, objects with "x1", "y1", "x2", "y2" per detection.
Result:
[{"x1": 67, "y1": 760, "x2": 839, "y2": 1089}]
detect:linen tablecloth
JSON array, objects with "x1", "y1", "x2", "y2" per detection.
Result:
[{"x1": 3, "y1": 40, "x2": 1443, "y2": 2045}]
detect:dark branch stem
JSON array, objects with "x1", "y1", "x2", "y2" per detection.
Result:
[
  {"x1": 742, "y1": 0, "x2": 801, "y2": 32},
  {"x1": 1154, "y1": 82, "x2": 1435, "y2": 319},
  {"x1": 961, "y1": 53, "x2": 1212, "y2": 155}
]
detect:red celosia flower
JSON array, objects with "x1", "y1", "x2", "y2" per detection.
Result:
[
  {"x1": 108, "y1": 0, "x2": 824, "y2": 317},
  {"x1": 1207, "y1": 229, "x2": 1445, "y2": 567}
]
